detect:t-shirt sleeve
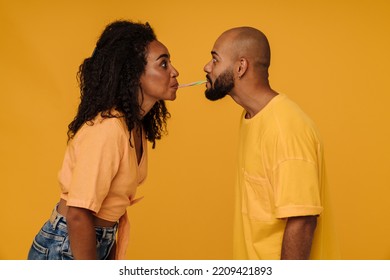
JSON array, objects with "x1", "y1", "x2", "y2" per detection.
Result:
[
  {"x1": 274, "y1": 159, "x2": 323, "y2": 218},
  {"x1": 66, "y1": 119, "x2": 125, "y2": 213}
]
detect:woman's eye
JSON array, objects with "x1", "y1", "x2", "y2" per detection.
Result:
[{"x1": 161, "y1": 61, "x2": 168, "y2": 68}]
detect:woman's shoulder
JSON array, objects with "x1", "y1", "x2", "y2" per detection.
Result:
[
  {"x1": 75, "y1": 113, "x2": 128, "y2": 141},
  {"x1": 67, "y1": 113, "x2": 129, "y2": 159}
]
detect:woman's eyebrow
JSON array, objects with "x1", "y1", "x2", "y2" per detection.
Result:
[{"x1": 156, "y1": 53, "x2": 170, "y2": 61}]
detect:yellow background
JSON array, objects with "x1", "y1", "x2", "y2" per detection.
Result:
[{"x1": 1, "y1": 0, "x2": 389, "y2": 260}]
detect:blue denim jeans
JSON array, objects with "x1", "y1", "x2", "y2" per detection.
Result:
[{"x1": 27, "y1": 206, "x2": 117, "y2": 260}]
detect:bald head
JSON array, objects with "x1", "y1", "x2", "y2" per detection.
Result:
[{"x1": 218, "y1": 27, "x2": 271, "y2": 71}]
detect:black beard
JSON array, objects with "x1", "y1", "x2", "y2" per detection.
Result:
[{"x1": 205, "y1": 69, "x2": 234, "y2": 101}]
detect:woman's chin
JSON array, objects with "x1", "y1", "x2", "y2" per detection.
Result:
[{"x1": 166, "y1": 93, "x2": 177, "y2": 101}]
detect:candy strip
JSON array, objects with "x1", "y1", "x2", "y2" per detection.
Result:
[{"x1": 178, "y1": 80, "x2": 207, "y2": 88}]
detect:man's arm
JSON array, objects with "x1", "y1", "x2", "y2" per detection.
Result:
[
  {"x1": 67, "y1": 206, "x2": 97, "y2": 259},
  {"x1": 281, "y1": 215, "x2": 317, "y2": 259}
]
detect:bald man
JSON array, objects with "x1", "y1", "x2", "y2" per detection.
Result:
[{"x1": 204, "y1": 27, "x2": 326, "y2": 260}]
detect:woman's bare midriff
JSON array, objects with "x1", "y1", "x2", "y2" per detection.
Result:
[{"x1": 58, "y1": 199, "x2": 117, "y2": 227}]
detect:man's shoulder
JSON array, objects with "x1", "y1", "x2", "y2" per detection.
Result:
[{"x1": 271, "y1": 95, "x2": 317, "y2": 128}]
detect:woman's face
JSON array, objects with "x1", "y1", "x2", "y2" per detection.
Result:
[{"x1": 140, "y1": 40, "x2": 179, "y2": 103}]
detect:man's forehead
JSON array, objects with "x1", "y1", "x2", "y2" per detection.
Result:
[
  {"x1": 212, "y1": 34, "x2": 235, "y2": 57},
  {"x1": 216, "y1": 32, "x2": 233, "y2": 45}
]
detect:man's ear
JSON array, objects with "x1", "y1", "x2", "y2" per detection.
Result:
[{"x1": 237, "y1": 57, "x2": 248, "y2": 79}]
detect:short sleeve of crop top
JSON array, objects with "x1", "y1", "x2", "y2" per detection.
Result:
[{"x1": 62, "y1": 118, "x2": 126, "y2": 213}]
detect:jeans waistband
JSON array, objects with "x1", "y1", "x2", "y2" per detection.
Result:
[{"x1": 49, "y1": 205, "x2": 118, "y2": 239}]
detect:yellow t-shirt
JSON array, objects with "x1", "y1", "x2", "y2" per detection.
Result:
[{"x1": 234, "y1": 93, "x2": 339, "y2": 259}]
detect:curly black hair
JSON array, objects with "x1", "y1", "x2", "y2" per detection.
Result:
[{"x1": 67, "y1": 20, "x2": 170, "y2": 148}]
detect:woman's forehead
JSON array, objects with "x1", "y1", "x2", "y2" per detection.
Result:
[{"x1": 146, "y1": 40, "x2": 169, "y2": 59}]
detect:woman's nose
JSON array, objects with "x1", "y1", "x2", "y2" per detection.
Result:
[{"x1": 171, "y1": 66, "x2": 179, "y2": 77}]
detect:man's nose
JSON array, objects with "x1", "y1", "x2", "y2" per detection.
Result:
[{"x1": 203, "y1": 60, "x2": 212, "y2": 73}]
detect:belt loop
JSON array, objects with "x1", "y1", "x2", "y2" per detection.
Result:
[
  {"x1": 52, "y1": 215, "x2": 60, "y2": 229},
  {"x1": 50, "y1": 204, "x2": 61, "y2": 230},
  {"x1": 102, "y1": 228, "x2": 107, "y2": 238}
]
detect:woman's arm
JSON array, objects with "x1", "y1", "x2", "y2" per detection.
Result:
[
  {"x1": 281, "y1": 215, "x2": 317, "y2": 259},
  {"x1": 67, "y1": 206, "x2": 97, "y2": 259}
]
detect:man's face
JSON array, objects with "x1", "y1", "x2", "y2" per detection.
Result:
[{"x1": 203, "y1": 35, "x2": 235, "y2": 101}]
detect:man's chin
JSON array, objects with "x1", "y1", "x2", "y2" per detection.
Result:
[{"x1": 205, "y1": 90, "x2": 227, "y2": 101}]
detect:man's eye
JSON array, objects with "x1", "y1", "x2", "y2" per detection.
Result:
[{"x1": 212, "y1": 58, "x2": 217, "y2": 63}]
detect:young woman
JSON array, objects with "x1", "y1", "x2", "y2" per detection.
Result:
[{"x1": 27, "y1": 20, "x2": 179, "y2": 260}]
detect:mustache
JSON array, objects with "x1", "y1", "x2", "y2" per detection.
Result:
[{"x1": 206, "y1": 74, "x2": 212, "y2": 84}]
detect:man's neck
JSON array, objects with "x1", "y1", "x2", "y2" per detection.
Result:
[{"x1": 230, "y1": 87, "x2": 278, "y2": 119}]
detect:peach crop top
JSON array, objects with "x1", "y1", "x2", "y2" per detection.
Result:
[{"x1": 57, "y1": 113, "x2": 147, "y2": 259}]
